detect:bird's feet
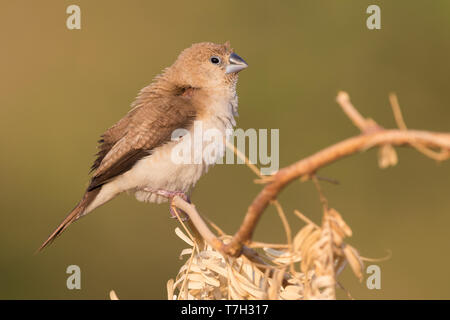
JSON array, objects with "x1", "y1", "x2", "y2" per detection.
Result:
[{"x1": 143, "y1": 188, "x2": 190, "y2": 221}]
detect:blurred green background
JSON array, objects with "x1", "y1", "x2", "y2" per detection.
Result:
[{"x1": 1, "y1": 0, "x2": 449, "y2": 299}]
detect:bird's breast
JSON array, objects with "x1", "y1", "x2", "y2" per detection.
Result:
[{"x1": 116, "y1": 96, "x2": 237, "y2": 203}]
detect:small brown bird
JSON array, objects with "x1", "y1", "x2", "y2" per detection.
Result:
[{"x1": 39, "y1": 42, "x2": 247, "y2": 251}]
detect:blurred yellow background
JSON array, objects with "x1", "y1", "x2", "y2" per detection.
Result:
[{"x1": 0, "y1": 0, "x2": 449, "y2": 299}]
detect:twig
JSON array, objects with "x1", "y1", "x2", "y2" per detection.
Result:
[
  {"x1": 312, "y1": 175, "x2": 329, "y2": 212},
  {"x1": 172, "y1": 196, "x2": 223, "y2": 252},
  {"x1": 271, "y1": 200, "x2": 292, "y2": 249},
  {"x1": 336, "y1": 91, "x2": 381, "y2": 133},
  {"x1": 247, "y1": 241, "x2": 290, "y2": 249},
  {"x1": 172, "y1": 196, "x2": 273, "y2": 269},
  {"x1": 293, "y1": 209, "x2": 319, "y2": 228},
  {"x1": 389, "y1": 92, "x2": 450, "y2": 161},
  {"x1": 316, "y1": 175, "x2": 340, "y2": 185},
  {"x1": 226, "y1": 140, "x2": 262, "y2": 177},
  {"x1": 389, "y1": 93, "x2": 407, "y2": 130}
]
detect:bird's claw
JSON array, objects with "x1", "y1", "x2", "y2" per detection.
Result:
[
  {"x1": 143, "y1": 188, "x2": 189, "y2": 201},
  {"x1": 143, "y1": 188, "x2": 190, "y2": 221}
]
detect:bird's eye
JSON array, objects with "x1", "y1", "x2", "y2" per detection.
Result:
[{"x1": 210, "y1": 56, "x2": 221, "y2": 65}]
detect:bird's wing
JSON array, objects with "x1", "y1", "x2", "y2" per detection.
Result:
[
  {"x1": 87, "y1": 97, "x2": 197, "y2": 191},
  {"x1": 90, "y1": 111, "x2": 133, "y2": 173}
]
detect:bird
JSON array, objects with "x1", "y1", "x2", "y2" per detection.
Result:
[{"x1": 39, "y1": 42, "x2": 248, "y2": 251}]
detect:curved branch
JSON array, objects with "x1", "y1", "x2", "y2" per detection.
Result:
[
  {"x1": 173, "y1": 92, "x2": 450, "y2": 257},
  {"x1": 222, "y1": 128, "x2": 450, "y2": 256}
]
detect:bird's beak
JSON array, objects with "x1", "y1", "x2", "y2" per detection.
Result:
[{"x1": 225, "y1": 52, "x2": 248, "y2": 74}]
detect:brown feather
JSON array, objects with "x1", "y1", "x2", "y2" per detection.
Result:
[
  {"x1": 90, "y1": 112, "x2": 133, "y2": 173},
  {"x1": 38, "y1": 189, "x2": 100, "y2": 252}
]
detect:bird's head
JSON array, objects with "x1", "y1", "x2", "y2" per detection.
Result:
[{"x1": 168, "y1": 42, "x2": 248, "y2": 90}]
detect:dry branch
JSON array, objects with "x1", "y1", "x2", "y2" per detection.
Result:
[
  {"x1": 106, "y1": 91, "x2": 449, "y2": 300},
  {"x1": 173, "y1": 91, "x2": 450, "y2": 258}
]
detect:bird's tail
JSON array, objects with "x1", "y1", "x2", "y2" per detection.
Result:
[{"x1": 38, "y1": 189, "x2": 100, "y2": 252}]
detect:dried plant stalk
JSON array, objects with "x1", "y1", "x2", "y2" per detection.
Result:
[{"x1": 168, "y1": 202, "x2": 363, "y2": 300}]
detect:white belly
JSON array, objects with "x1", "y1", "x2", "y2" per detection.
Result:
[
  {"x1": 131, "y1": 144, "x2": 210, "y2": 204},
  {"x1": 131, "y1": 115, "x2": 233, "y2": 203}
]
